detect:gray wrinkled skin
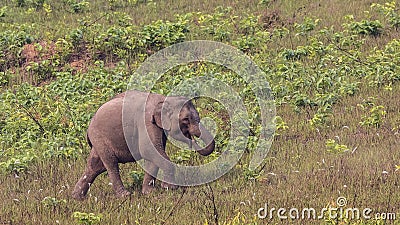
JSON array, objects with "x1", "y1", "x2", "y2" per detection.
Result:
[{"x1": 72, "y1": 90, "x2": 215, "y2": 200}]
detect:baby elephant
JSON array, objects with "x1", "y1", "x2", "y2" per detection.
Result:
[{"x1": 72, "y1": 90, "x2": 215, "y2": 200}]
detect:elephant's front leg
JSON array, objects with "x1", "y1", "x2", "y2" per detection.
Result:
[
  {"x1": 141, "y1": 148, "x2": 178, "y2": 191},
  {"x1": 145, "y1": 151, "x2": 178, "y2": 190},
  {"x1": 142, "y1": 128, "x2": 178, "y2": 190},
  {"x1": 157, "y1": 155, "x2": 178, "y2": 190},
  {"x1": 141, "y1": 160, "x2": 159, "y2": 194}
]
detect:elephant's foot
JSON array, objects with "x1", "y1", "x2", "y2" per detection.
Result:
[
  {"x1": 72, "y1": 183, "x2": 89, "y2": 201},
  {"x1": 141, "y1": 185, "x2": 155, "y2": 195},
  {"x1": 115, "y1": 189, "x2": 131, "y2": 198},
  {"x1": 141, "y1": 178, "x2": 156, "y2": 195},
  {"x1": 71, "y1": 190, "x2": 86, "y2": 201},
  {"x1": 161, "y1": 182, "x2": 178, "y2": 190}
]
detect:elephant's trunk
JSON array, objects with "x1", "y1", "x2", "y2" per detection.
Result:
[{"x1": 192, "y1": 123, "x2": 215, "y2": 156}]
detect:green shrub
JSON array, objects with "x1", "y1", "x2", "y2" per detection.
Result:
[
  {"x1": 72, "y1": 212, "x2": 102, "y2": 225},
  {"x1": 344, "y1": 15, "x2": 383, "y2": 36},
  {"x1": 139, "y1": 19, "x2": 189, "y2": 52},
  {"x1": 64, "y1": 0, "x2": 90, "y2": 13},
  {"x1": 372, "y1": 1, "x2": 400, "y2": 28},
  {"x1": 326, "y1": 139, "x2": 349, "y2": 154},
  {"x1": 0, "y1": 24, "x2": 36, "y2": 70}
]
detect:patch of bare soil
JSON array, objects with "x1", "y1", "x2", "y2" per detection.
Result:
[
  {"x1": 17, "y1": 41, "x2": 91, "y2": 85},
  {"x1": 21, "y1": 41, "x2": 56, "y2": 65},
  {"x1": 260, "y1": 9, "x2": 285, "y2": 30}
]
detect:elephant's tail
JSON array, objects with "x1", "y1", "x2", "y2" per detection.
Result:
[{"x1": 86, "y1": 132, "x2": 93, "y2": 149}]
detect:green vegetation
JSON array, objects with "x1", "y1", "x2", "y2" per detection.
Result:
[
  {"x1": 72, "y1": 211, "x2": 102, "y2": 225},
  {"x1": 1, "y1": 0, "x2": 399, "y2": 224}
]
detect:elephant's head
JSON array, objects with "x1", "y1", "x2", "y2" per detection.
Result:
[{"x1": 153, "y1": 96, "x2": 215, "y2": 156}]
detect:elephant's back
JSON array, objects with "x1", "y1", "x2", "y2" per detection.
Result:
[
  {"x1": 88, "y1": 97, "x2": 124, "y2": 145},
  {"x1": 92, "y1": 97, "x2": 123, "y2": 125}
]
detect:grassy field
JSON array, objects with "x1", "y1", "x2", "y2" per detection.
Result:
[{"x1": 1, "y1": 0, "x2": 400, "y2": 224}]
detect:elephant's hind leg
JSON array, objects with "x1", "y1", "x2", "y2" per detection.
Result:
[
  {"x1": 72, "y1": 149, "x2": 106, "y2": 200},
  {"x1": 94, "y1": 143, "x2": 131, "y2": 198},
  {"x1": 103, "y1": 161, "x2": 131, "y2": 198}
]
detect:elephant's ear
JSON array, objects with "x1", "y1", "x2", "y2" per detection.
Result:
[{"x1": 153, "y1": 101, "x2": 171, "y2": 130}]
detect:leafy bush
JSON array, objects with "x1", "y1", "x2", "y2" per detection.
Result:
[
  {"x1": 93, "y1": 26, "x2": 134, "y2": 59},
  {"x1": 0, "y1": 72, "x2": 11, "y2": 87},
  {"x1": 138, "y1": 19, "x2": 189, "y2": 52},
  {"x1": 72, "y1": 212, "x2": 102, "y2": 225},
  {"x1": 326, "y1": 139, "x2": 349, "y2": 154},
  {"x1": 0, "y1": 152, "x2": 37, "y2": 175},
  {"x1": 372, "y1": 1, "x2": 400, "y2": 28},
  {"x1": 0, "y1": 6, "x2": 7, "y2": 18},
  {"x1": 64, "y1": 0, "x2": 90, "y2": 13},
  {"x1": 129, "y1": 170, "x2": 144, "y2": 186},
  {"x1": 360, "y1": 105, "x2": 387, "y2": 128},
  {"x1": 0, "y1": 23, "x2": 36, "y2": 70},
  {"x1": 198, "y1": 7, "x2": 235, "y2": 41},
  {"x1": 0, "y1": 66, "x2": 128, "y2": 174},
  {"x1": 41, "y1": 196, "x2": 66, "y2": 208},
  {"x1": 294, "y1": 17, "x2": 320, "y2": 36},
  {"x1": 233, "y1": 31, "x2": 270, "y2": 52},
  {"x1": 343, "y1": 15, "x2": 383, "y2": 36},
  {"x1": 14, "y1": 0, "x2": 45, "y2": 8}
]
